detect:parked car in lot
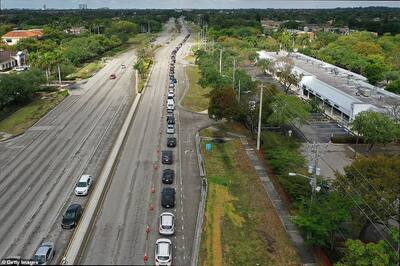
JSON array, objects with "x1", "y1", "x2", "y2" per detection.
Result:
[
  {"x1": 166, "y1": 124, "x2": 175, "y2": 134},
  {"x1": 74, "y1": 175, "x2": 92, "y2": 196},
  {"x1": 159, "y1": 212, "x2": 175, "y2": 235},
  {"x1": 167, "y1": 137, "x2": 176, "y2": 147},
  {"x1": 162, "y1": 169, "x2": 175, "y2": 184},
  {"x1": 155, "y1": 238, "x2": 172, "y2": 266},
  {"x1": 61, "y1": 204, "x2": 83, "y2": 229},
  {"x1": 161, "y1": 150, "x2": 173, "y2": 164},
  {"x1": 161, "y1": 187, "x2": 175, "y2": 208},
  {"x1": 32, "y1": 242, "x2": 55, "y2": 265},
  {"x1": 109, "y1": 74, "x2": 116, "y2": 79}
]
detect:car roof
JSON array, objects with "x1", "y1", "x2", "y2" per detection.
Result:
[
  {"x1": 79, "y1": 175, "x2": 91, "y2": 182},
  {"x1": 161, "y1": 214, "x2": 174, "y2": 226},
  {"x1": 158, "y1": 242, "x2": 170, "y2": 256},
  {"x1": 35, "y1": 245, "x2": 51, "y2": 256},
  {"x1": 162, "y1": 187, "x2": 175, "y2": 193}
]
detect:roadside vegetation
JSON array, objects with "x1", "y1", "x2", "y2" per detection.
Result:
[
  {"x1": 200, "y1": 136, "x2": 300, "y2": 266},
  {"x1": 0, "y1": 90, "x2": 68, "y2": 138},
  {"x1": 186, "y1": 11, "x2": 400, "y2": 264},
  {"x1": 181, "y1": 66, "x2": 212, "y2": 112}
]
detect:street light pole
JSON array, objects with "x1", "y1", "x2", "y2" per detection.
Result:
[
  {"x1": 232, "y1": 58, "x2": 236, "y2": 90},
  {"x1": 257, "y1": 84, "x2": 264, "y2": 150},
  {"x1": 219, "y1": 49, "x2": 223, "y2": 74},
  {"x1": 238, "y1": 79, "x2": 241, "y2": 103}
]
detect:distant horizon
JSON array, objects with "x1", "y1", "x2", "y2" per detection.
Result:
[{"x1": 2, "y1": 1, "x2": 400, "y2": 10}]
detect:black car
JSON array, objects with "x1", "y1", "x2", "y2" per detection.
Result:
[
  {"x1": 61, "y1": 204, "x2": 82, "y2": 229},
  {"x1": 161, "y1": 150, "x2": 173, "y2": 164},
  {"x1": 167, "y1": 116, "x2": 175, "y2": 125},
  {"x1": 161, "y1": 187, "x2": 176, "y2": 208},
  {"x1": 162, "y1": 169, "x2": 175, "y2": 184},
  {"x1": 167, "y1": 137, "x2": 176, "y2": 148}
]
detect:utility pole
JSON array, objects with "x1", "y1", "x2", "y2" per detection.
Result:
[
  {"x1": 238, "y1": 79, "x2": 241, "y2": 103},
  {"x1": 219, "y1": 49, "x2": 223, "y2": 74},
  {"x1": 232, "y1": 58, "x2": 236, "y2": 90},
  {"x1": 256, "y1": 84, "x2": 264, "y2": 150},
  {"x1": 309, "y1": 142, "x2": 320, "y2": 211},
  {"x1": 57, "y1": 64, "x2": 62, "y2": 85}
]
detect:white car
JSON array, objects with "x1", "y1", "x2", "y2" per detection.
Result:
[
  {"x1": 74, "y1": 175, "x2": 92, "y2": 196},
  {"x1": 155, "y1": 238, "x2": 172, "y2": 266},
  {"x1": 167, "y1": 92, "x2": 174, "y2": 99},
  {"x1": 169, "y1": 83, "x2": 175, "y2": 89},
  {"x1": 166, "y1": 124, "x2": 175, "y2": 134},
  {"x1": 159, "y1": 212, "x2": 175, "y2": 235}
]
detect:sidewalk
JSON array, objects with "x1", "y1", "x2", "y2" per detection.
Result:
[{"x1": 239, "y1": 136, "x2": 318, "y2": 266}]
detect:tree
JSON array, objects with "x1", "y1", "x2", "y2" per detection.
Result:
[
  {"x1": 208, "y1": 86, "x2": 239, "y2": 121},
  {"x1": 293, "y1": 192, "x2": 353, "y2": 249},
  {"x1": 267, "y1": 94, "x2": 310, "y2": 126},
  {"x1": 336, "y1": 238, "x2": 399, "y2": 266},
  {"x1": 350, "y1": 111, "x2": 399, "y2": 152},
  {"x1": 385, "y1": 79, "x2": 400, "y2": 95},
  {"x1": 269, "y1": 56, "x2": 299, "y2": 94},
  {"x1": 336, "y1": 156, "x2": 400, "y2": 222}
]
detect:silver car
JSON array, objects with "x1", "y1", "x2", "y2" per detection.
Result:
[
  {"x1": 32, "y1": 242, "x2": 55, "y2": 265},
  {"x1": 159, "y1": 212, "x2": 175, "y2": 235},
  {"x1": 166, "y1": 124, "x2": 175, "y2": 134}
]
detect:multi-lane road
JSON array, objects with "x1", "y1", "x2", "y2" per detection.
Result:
[
  {"x1": 79, "y1": 20, "x2": 209, "y2": 265},
  {"x1": 0, "y1": 18, "x2": 209, "y2": 265}
]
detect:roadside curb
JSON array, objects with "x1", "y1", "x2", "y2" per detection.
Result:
[{"x1": 191, "y1": 131, "x2": 208, "y2": 266}]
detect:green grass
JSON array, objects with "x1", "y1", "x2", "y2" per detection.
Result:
[
  {"x1": 0, "y1": 90, "x2": 69, "y2": 138},
  {"x1": 181, "y1": 66, "x2": 212, "y2": 112},
  {"x1": 68, "y1": 61, "x2": 105, "y2": 80},
  {"x1": 200, "y1": 137, "x2": 300, "y2": 266}
]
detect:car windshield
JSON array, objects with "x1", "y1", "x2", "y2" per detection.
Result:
[
  {"x1": 77, "y1": 182, "x2": 87, "y2": 187},
  {"x1": 33, "y1": 255, "x2": 46, "y2": 264},
  {"x1": 158, "y1": 255, "x2": 169, "y2": 261},
  {"x1": 162, "y1": 225, "x2": 173, "y2": 229}
]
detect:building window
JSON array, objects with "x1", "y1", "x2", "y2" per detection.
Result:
[{"x1": 6, "y1": 39, "x2": 12, "y2": 43}]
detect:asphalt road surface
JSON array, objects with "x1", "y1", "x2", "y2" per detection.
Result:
[
  {"x1": 0, "y1": 39, "x2": 136, "y2": 261},
  {"x1": 80, "y1": 20, "x2": 209, "y2": 265}
]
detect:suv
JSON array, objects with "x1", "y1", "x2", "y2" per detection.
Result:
[
  {"x1": 166, "y1": 116, "x2": 175, "y2": 125},
  {"x1": 161, "y1": 187, "x2": 175, "y2": 208},
  {"x1": 74, "y1": 175, "x2": 92, "y2": 196},
  {"x1": 161, "y1": 150, "x2": 173, "y2": 165},
  {"x1": 159, "y1": 212, "x2": 175, "y2": 235},
  {"x1": 162, "y1": 169, "x2": 175, "y2": 184},
  {"x1": 166, "y1": 124, "x2": 174, "y2": 134},
  {"x1": 61, "y1": 204, "x2": 83, "y2": 229},
  {"x1": 167, "y1": 137, "x2": 176, "y2": 148},
  {"x1": 32, "y1": 242, "x2": 55, "y2": 265},
  {"x1": 155, "y1": 239, "x2": 172, "y2": 266}
]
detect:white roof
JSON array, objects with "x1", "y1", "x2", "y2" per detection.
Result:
[{"x1": 300, "y1": 76, "x2": 361, "y2": 115}]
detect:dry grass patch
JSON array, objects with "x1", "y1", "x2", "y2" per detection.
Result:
[
  {"x1": 200, "y1": 138, "x2": 300, "y2": 266},
  {"x1": 181, "y1": 66, "x2": 212, "y2": 112}
]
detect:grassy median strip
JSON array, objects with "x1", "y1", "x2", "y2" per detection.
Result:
[
  {"x1": 181, "y1": 66, "x2": 212, "y2": 112},
  {"x1": 68, "y1": 61, "x2": 105, "y2": 80},
  {"x1": 0, "y1": 90, "x2": 69, "y2": 137},
  {"x1": 199, "y1": 136, "x2": 300, "y2": 266}
]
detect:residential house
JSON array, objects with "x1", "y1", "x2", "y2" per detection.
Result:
[
  {"x1": 0, "y1": 51, "x2": 27, "y2": 71},
  {"x1": 2, "y1": 29, "x2": 43, "y2": 46}
]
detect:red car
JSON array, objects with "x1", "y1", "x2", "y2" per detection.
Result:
[{"x1": 109, "y1": 74, "x2": 116, "y2": 80}]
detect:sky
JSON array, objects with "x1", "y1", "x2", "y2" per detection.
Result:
[{"x1": 2, "y1": 0, "x2": 400, "y2": 9}]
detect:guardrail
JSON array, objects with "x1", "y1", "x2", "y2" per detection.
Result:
[{"x1": 191, "y1": 132, "x2": 208, "y2": 266}]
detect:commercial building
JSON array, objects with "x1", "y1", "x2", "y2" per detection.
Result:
[
  {"x1": 2, "y1": 29, "x2": 43, "y2": 46},
  {"x1": 257, "y1": 50, "x2": 400, "y2": 124}
]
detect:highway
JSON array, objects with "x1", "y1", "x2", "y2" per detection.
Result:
[
  {"x1": 0, "y1": 33, "x2": 137, "y2": 261},
  {"x1": 80, "y1": 20, "x2": 209, "y2": 265}
]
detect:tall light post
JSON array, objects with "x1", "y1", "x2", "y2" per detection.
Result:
[
  {"x1": 219, "y1": 49, "x2": 223, "y2": 74},
  {"x1": 256, "y1": 84, "x2": 264, "y2": 150},
  {"x1": 232, "y1": 58, "x2": 236, "y2": 90}
]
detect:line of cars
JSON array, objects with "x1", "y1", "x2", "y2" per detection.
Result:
[
  {"x1": 30, "y1": 175, "x2": 93, "y2": 265},
  {"x1": 155, "y1": 32, "x2": 190, "y2": 266}
]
